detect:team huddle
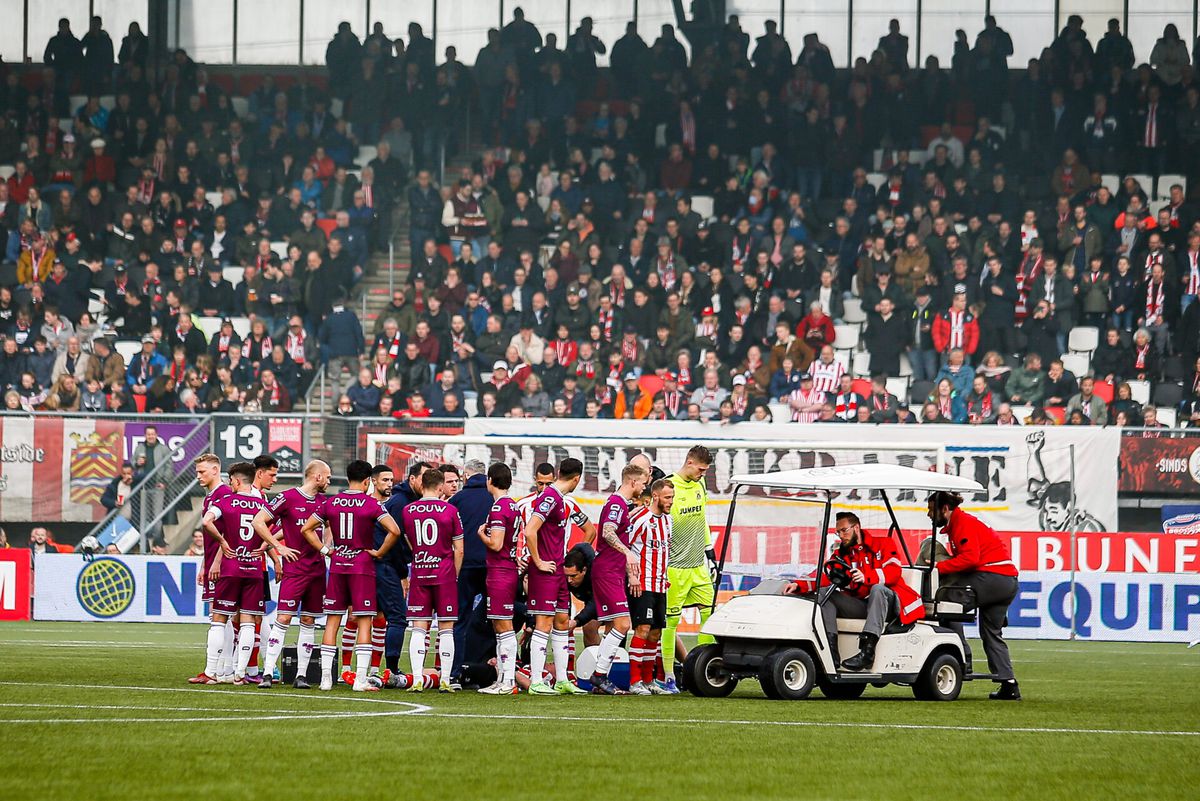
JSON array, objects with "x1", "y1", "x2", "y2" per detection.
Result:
[{"x1": 188, "y1": 445, "x2": 720, "y2": 695}]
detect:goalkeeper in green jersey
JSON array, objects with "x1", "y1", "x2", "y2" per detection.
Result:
[{"x1": 662, "y1": 445, "x2": 718, "y2": 693}]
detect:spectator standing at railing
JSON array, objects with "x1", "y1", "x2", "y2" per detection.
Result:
[{"x1": 101, "y1": 462, "x2": 135, "y2": 519}]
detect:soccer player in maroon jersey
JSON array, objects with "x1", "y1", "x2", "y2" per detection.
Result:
[
  {"x1": 189, "y1": 453, "x2": 233, "y2": 684},
  {"x1": 522, "y1": 457, "x2": 589, "y2": 695},
  {"x1": 244, "y1": 455, "x2": 281, "y2": 682},
  {"x1": 589, "y1": 463, "x2": 649, "y2": 695},
  {"x1": 201, "y1": 462, "x2": 298, "y2": 685},
  {"x1": 301, "y1": 459, "x2": 403, "y2": 692},
  {"x1": 478, "y1": 462, "x2": 521, "y2": 694},
  {"x1": 627, "y1": 479, "x2": 674, "y2": 695},
  {"x1": 399, "y1": 468, "x2": 464, "y2": 693},
  {"x1": 253, "y1": 459, "x2": 331, "y2": 689}
]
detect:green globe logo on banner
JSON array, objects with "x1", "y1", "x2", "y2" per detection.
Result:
[{"x1": 76, "y1": 558, "x2": 136, "y2": 618}]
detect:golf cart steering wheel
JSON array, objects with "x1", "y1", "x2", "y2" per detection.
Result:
[{"x1": 823, "y1": 554, "x2": 854, "y2": 590}]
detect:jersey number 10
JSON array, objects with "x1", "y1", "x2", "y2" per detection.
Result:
[{"x1": 413, "y1": 518, "x2": 438, "y2": 547}]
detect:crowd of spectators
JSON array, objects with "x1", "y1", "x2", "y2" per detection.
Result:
[
  {"x1": 6, "y1": 11, "x2": 1200, "y2": 430},
  {"x1": 336, "y1": 10, "x2": 1200, "y2": 428},
  {"x1": 0, "y1": 15, "x2": 407, "y2": 415}
]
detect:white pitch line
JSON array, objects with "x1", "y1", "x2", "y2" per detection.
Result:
[
  {"x1": 405, "y1": 711, "x2": 1200, "y2": 738},
  {"x1": 0, "y1": 712, "x2": 418, "y2": 725}
]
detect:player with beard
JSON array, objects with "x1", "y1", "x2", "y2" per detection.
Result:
[
  {"x1": 253, "y1": 459, "x2": 331, "y2": 689},
  {"x1": 201, "y1": 461, "x2": 297, "y2": 685},
  {"x1": 399, "y1": 468, "x2": 465, "y2": 693},
  {"x1": 627, "y1": 478, "x2": 674, "y2": 695},
  {"x1": 588, "y1": 463, "x2": 648, "y2": 695},
  {"x1": 189, "y1": 453, "x2": 233, "y2": 684},
  {"x1": 242, "y1": 456, "x2": 282, "y2": 683},
  {"x1": 522, "y1": 458, "x2": 589, "y2": 695},
  {"x1": 302, "y1": 459, "x2": 404, "y2": 692}
]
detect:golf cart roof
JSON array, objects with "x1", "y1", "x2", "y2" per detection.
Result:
[{"x1": 729, "y1": 464, "x2": 985, "y2": 494}]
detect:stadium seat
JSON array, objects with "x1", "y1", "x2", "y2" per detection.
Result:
[
  {"x1": 1152, "y1": 382, "x2": 1183, "y2": 408},
  {"x1": 133, "y1": 393, "x2": 147, "y2": 413},
  {"x1": 872, "y1": 149, "x2": 885, "y2": 171},
  {"x1": 833, "y1": 324, "x2": 860, "y2": 352},
  {"x1": 865, "y1": 172, "x2": 887, "y2": 191},
  {"x1": 1156, "y1": 406, "x2": 1177, "y2": 427},
  {"x1": 98, "y1": 94, "x2": 115, "y2": 111},
  {"x1": 223, "y1": 266, "x2": 244, "y2": 287},
  {"x1": 1092, "y1": 380, "x2": 1114, "y2": 404},
  {"x1": 229, "y1": 316, "x2": 252, "y2": 339},
  {"x1": 768, "y1": 402, "x2": 790, "y2": 422},
  {"x1": 906, "y1": 149, "x2": 928, "y2": 165},
  {"x1": 205, "y1": 191, "x2": 223, "y2": 208},
  {"x1": 69, "y1": 94, "x2": 87, "y2": 113},
  {"x1": 1011, "y1": 404, "x2": 1033, "y2": 422},
  {"x1": 357, "y1": 145, "x2": 377, "y2": 166},
  {"x1": 1128, "y1": 380, "x2": 1151, "y2": 406},
  {"x1": 114, "y1": 339, "x2": 141, "y2": 363},
  {"x1": 195, "y1": 317, "x2": 222, "y2": 340},
  {"x1": 1044, "y1": 406, "x2": 1066, "y2": 424},
  {"x1": 1067, "y1": 326, "x2": 1099, "y2": 355},
  {"x1": 1060, "y1": 353, "x2": 1091, "y2": 378},
  {"x1": 898, "y1": 353, "x2": 913, "y2": 377},
  {"x1": 87, "y1": 295, "x2": 105, "y2": 315},
  {"x1": 1100, "y1": 174, "x2": 1120, "y2": 195},
  {"x1": 833, "y1": 350, "x2": 850, "y2": 372},
  {"x1": 1157, "y1": 174, "x2": 1186, "y2": 201},
  {"x1": 885, "y1": 376, "x2": 910, "y2": 400},
  {"x1": 1162, "y1": 355, "x2": 1187, "y2": 382},
  {"x1": 851, "y1": 378, "x2": 872, "y2": 397},
  {"x1": 989, "y1": 125, "x2": 1006, "y2": 140},
  {"x1": 315, "y1": 218, "x2": 338, "y2": 236},
  {"x1": 852, "y1": 351, "x2": 872, "y2": 377},
  {"x1": 654, "y1": 123, "x2": 667, "y2": 149},
  {"x1": 269, "y1": 240, "x2": 288, "y2": 259},
  {"x1": 231, "y1": 96, "x2": 250, "y2": 118},
  {"x1": 842, "y1": 298, "x2": 867, "y2": 324},
  {"x1": 0, "y1": 164, "x2": 13, "y2": 180},
  {"x1": 536, "y1": 196, "x2": 550, "y2": 211},
  {"x1": 691, "y1": 195, "x2": 714, "y2": 218},
  {"x1": 329, "y1": 97, "x2": 344, "y2": 118}
]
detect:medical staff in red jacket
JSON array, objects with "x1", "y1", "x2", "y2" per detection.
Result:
[{"x1": 928, "y1": 490, "x2": 1021, "y2": 700}]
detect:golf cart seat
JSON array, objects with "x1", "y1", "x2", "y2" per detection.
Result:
[{"x1": 902, "y1": 566, "x2": 977, "y2": 622}]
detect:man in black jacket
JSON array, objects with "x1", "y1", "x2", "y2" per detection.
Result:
[
  {"x1": 979, "y1": 256, "x2": 1018, "y2": 355},
  {"x1": 864, "y1": 297, "x2": 909, "y2": 377},
  {"x1": 447, "y1": 460, "x2": 493, "y2": 685},
  {"x1": 197, "y1": 265, "x2": 235, "y2": 317},
  {"x1": 167, "y1": 310, "x2": 208, "y2": 364},
  {"x1": 407, "y1": 169, "x2": 441, "y2": 257}
]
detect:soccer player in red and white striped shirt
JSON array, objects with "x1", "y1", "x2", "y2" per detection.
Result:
[{"x1": 626, "y1": 479, "x2": 674, "y2": 695}]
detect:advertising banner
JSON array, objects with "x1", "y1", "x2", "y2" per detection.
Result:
[
  {"x1": 32, "y1": 554, "x2": 280, "y2": 624},
  {"x1": 464, "y1": 420, "x2": 1120, "y2": 532},
  {"x1": 1119, "y1": 435, "x2": 1200, "y2": 494},
  {"x1": 212, "y1": 416, "x2": 305, "y2": 475},
  {"x1": 0, "y1": 549, "x2": 32, "y2": 621},
  {"x1": 123, "y1": 422, "x2": 207, "y2": 476},
  {"x1": 0, "y1": 416, "x2": 125, "y2": 522},
  {"x1": 1162, "y1": 505, "x2": 1200, "y2": 536}
]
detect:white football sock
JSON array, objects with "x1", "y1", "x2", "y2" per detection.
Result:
[
  {"x1": 218, "y1": 619, "x2": 235, "y2": 675},
  {"x1": 235, "y1": 622, "x2": 256, "y2": 676},
  {"x1": 437, "y1": 629, "x2": 454, "y2": 683},
  {"x1": 594, "y1": 627, "x2": 625, "y2": 677},
  {"x1": 354, "y1": 645, "x2": 371, "y2": 685},
  {"x1": 497, "y1": 631, "x2": 517, "y2": 685},
  {"x1": 409, "y1": 628, "x2": 428, "y2": 677},
  {"x1": 320, "y1": 644, "x2": 336, "y2": 684},
  {"x1": 527, "y1": 629, "x2": 549, "y2": 683},
  {"x1": 262, "y1": 621, "x2": 288, "y2": 677},
  {"x1": 296, "y1": 624, "x2": 315, "y2": 677},
  {"x1": 204, "y1": 622, "x2": 224, "y2": 676},
  {"x1": 550, "y1": 629, "x2": 570, "y2": 682}
]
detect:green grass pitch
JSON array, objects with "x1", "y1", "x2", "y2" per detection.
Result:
[{"x1": 0, "y1": 621, "x2": 1196, "y2": 801}]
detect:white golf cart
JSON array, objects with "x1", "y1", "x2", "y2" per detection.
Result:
[{"x1": 684, "y1": 464, "x2": 988, "y2": 702}]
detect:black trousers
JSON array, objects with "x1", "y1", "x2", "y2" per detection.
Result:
[
  {"x1": 451, "y1": 566, "x2": 488, "y2": 678},
  {"x1": 941, "y1": 571, "x2": 1019, "y2": 681}
]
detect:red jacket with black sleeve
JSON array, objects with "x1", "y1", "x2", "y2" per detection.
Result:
[
  {"x1": 836, "y1": 533, "x2": 926, "y2": 624},
  {"x1": 936, "y1": 508, "x2": 1018, "y2": 577}
]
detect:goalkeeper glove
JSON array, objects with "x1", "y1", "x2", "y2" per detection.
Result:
[{"x1": 705, "y1": 547, "x2": 719, "y2": 586}]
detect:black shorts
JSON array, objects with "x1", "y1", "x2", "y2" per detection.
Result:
[{"x1": 629, "y1": 591, "x2": 667, "y2": 630}]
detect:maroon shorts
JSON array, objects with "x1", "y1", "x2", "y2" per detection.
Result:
[
  {"x1": 486, "y1": 568, "x2": 519, "y2": 620},
  {"x1": 202, "y1": 575, "x2": 217, "y2": 604},
  {"x1": 213, "y1": 575, "x2": 266, "y2": 617},
  {"x1": 323, "y1": 572, "x2": 377, "y2": 617},
  {"x1": 526, "y1": 567, "x2": 569, "y2": 617},
  {"x1": 592, "y1": 566, "x2": 630, "y2": 621},
  {"x1": 408, "y1": 579, "x2": 458, "y2": 621},
  {"x1": 277, "y1": 572, "x2": 326, "y2": 616}
]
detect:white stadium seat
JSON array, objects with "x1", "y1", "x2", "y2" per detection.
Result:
[
  {"x1": 114, "y1": 340, "x2": 141, "y2": 363},
  {"x1": 223, "y1": 266, "x2": 244, "y2": 287},
  {"x1": 229, "y1": 317, "x2": 252, "y2": 339},
  {"x1": 0, "y1": 164, "x2": 14, "y2": 180},
  {"x1": 270, "y1": 241, "x2": 289, "y2": 259},
  {"x1": 1156, "y1": 407, "x2": 1177, "y2": 427},
  {"x1": 885, "y1": 376, "x2": 910, "y2": 400},
  {"x1": 206, "y1": 191, "x2": 223, "y2": 208},
  {"x1": 691, "y1": 195, "x2": 714, "y2": 218},
  {"x1": 357, "y1": 145, "x2": 378, "y2": 166},
  {"x1": 1060, "y1": 352, "x2": 1091, "y2": 379},
  {"x1": 1156, "y1": 174, "x2": 1186, "y2": 202},
  {"x1": 852, "y1": 351, "x2": 872, "y2": 377},
  {"x1": 865, "y1": 172, "x2": 887, "y2": 191},
  {"x1": 1128, "y1": 380, "x2": 1151, "y2": 406},
  {"x1": 1128, "y1": 174, "x2": 1153, "y2": 198},
  {"x1": 231, "y1": 96, "x2": 250, "y2": 118},
  {"x1": 833, "y1": 324, "x2": 860, "y2": 352},
  {"x1": 195, "y1": 317, "x2": 222, "y2": 340},
  {"x1": 1100, "y1": 174, "x2": 1120, "y2": 195},
  {"x1": 1068, "y1": 326, "x2": 1099, "y2": 355},
  {"x1": 842, "y1": 298, "x2": 867, "y2": 324}
]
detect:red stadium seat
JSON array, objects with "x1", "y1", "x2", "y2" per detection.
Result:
[
  {"x1": 315, "y1": 218, "x2": 338, "y2": 237},
  {"x1": 1092, "y1": 380, "x2": 1114, "y2": 403},
  {"x1": 133, "y1": 394, "x2": 147, "y2": 413},
  {"x1": 851, "y1": 378, "x2": 872, "y2": 397},
  {"x1": 437, "y1": 244, "x2": 454, "y2": 264},
  {"x1": 1044, "y1": 406, "x2": 1066, "y2": 424}
]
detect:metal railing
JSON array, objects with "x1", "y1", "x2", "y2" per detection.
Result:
[{"x1": 86, "y1": 416, "x2": 212, "y2": 554}]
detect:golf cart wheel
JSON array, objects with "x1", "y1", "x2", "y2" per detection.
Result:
[
  {"x1": 817, "y1": 678, "x2": 867, "y2": 700},
  {"x1": 684, "y1": 644, "x2": 738, "y2": 698},
  {"x1": 912, "y1": 653, "x2": 963, "y2": 702},
  {"x1": 760, "y1": 648, "x2": 816, "y2": 701}
]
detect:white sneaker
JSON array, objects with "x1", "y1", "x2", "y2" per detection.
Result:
[
  {"x1": 628, "y1": 681, "x2": 652, "y2": 695},
  {"x1": 478, "y1": 681, "x2": 517, "y2": 695},
  {"x1": 215, "y1": 673, "x2": 235, "y2": 684},
  {"x1": 647, "y1": 681, "x2": 670, "y2": 695},
  {"x1": 319, "y1": 675, "x2": 334, "y2": 691}
]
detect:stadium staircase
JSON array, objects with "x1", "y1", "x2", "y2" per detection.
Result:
[{"x1": 303, "y1": 144, "x2": 485, "y2": 466}]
